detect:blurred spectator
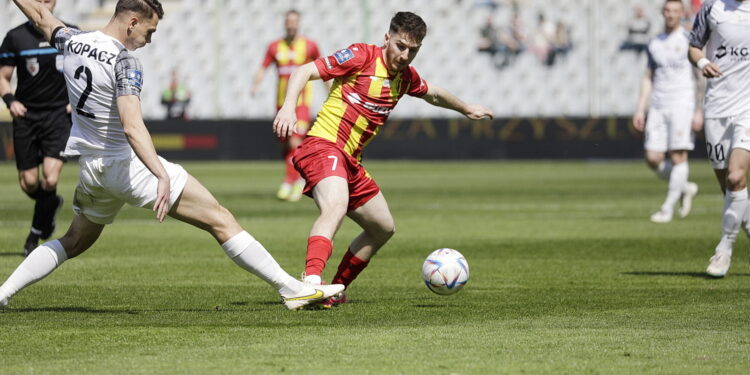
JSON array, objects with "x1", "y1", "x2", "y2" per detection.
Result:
[
  {"x1": 478, "y1": 15, "x2": 499, "y2": 54},
  {"x1": 530, "y1": 12, "x2": 555, "y2": 66},
  {"x1": 547, "y1": 20, "x2": 572, "y2": 65},
  {"x1": 495, "y1": 11, "x2": 525, "y2": 68},
  {"x1": 620, "y1": 6, "x2": 651, "y2": 54},
  {"x1": 161, "y1": 70, "x2": 191, "y2": 120}
]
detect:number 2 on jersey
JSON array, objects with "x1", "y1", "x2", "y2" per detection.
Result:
[{"x1": 74, "y1": 66, "x2": 96, "y2": 119}]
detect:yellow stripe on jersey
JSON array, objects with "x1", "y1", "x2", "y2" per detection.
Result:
[
  {"x1": 308, "y1": 79, "x2": 346, "y2": 144},
  {"x1": 277, "y1": 77, "x2": 288, "y2": 108},
  {"x1": 343, "y1": 114, "x2": 370, "y2": 156},
  {"x1": 367, "y1": 57, "x2": 389, "y2": 98},
  {"x1": 293, "y1": 39, "x2": 308, "y2": 64},
  {"x1": 276, "y1": 42, "x2": 290, "y2": 65},
  {"x1": 390, "y1": 73, "x2": 403, "y2": 101}
]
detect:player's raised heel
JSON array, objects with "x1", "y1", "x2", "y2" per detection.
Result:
[
  {"x1": 679, "y1": 182, "x2": 698, "y2": 218},
  {"x1": 706, "y1": 252, "x2": 731, "y2": 278},
  {"x1": 650, "y1": 209, "x2": 673, "y2": 223},
  {"x1": 282, "y1": 283, "x2": 345, "y2": 310},
  {"x1": 276, "y1": 183, "x2": 292, "y2": 201},
  {"x1": 288, "y1": 180, "x2": 305, "y2": 202}
]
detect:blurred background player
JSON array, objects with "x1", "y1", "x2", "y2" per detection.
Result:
[
  {"x1": 0, "y1": 0, "x2": 75, "y2": 256},
  {"x1": 0, "y1": 0, "x2": 343, "y2": 310},
  {"x1": 160, "y1": 69, "x2": 190, "y2": 120},
  {"x1": 273, "y1": 11, "x2": 494, "y2": 307},
  {"x1": 632, "y1": 0, "x2": 702, "y2": 224},
  {"x1": 688, "y1": 0, "x2": 750, "y2": 277},
  {"x1": 250, "y1": 9, "x2": 321, "y2": 202}
]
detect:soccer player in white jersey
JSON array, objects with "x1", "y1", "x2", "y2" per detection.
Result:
[
  {"x1": 0, "y1": 0, "x2": 344, "y2": 310},
  {"x1": 688, "y1": 0, "x2": 750, "y2": 277},
  {"x1": 633, "y1": 0, "x2": 702, "y2": 224}
]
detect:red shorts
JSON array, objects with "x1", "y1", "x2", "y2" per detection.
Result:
[{"x1": 293, "y1": 137, "x2": 380, "y2": 211}]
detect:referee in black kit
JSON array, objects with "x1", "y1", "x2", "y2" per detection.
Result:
[{"x1": 0, "y1": 0, "x2": 75, "y2": 256}]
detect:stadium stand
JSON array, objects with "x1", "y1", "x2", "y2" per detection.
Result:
[{"x1": 0, "y1": 0, "x2": 665, "y2": 120}]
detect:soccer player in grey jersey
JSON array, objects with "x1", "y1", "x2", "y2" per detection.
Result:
[
  {"x1": 688, "y1": 0, "x2": 750, "y2": 277},
  {"x1": 633, "y1": 0, "x2": 702, "y2": 224},
  {"x1": 0, "y1": 0, "x2": 344, "y2": 310}
]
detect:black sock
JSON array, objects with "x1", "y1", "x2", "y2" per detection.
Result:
[{"x1": 37, "y1": 189, "x2": 58, "y2": 237}]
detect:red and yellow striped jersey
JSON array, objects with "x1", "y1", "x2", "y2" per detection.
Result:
[
  {"x1": 310, "y1": 43, "x2": 429, "y2": 161},
  {"x1": 262, "y1": 37, "x2": 321, "y2": 110}
]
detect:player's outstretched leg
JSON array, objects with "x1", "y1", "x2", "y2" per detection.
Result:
[
  {"x1": 0, "y1": 214, "x2": 104, "y2": 308},
  {"x1": 322, "y1": 192, "x2": 395, "y2": 308},
  {"x1": 168, "y1": 175, "x2": 343, "y2": 310},
  {"x1": 301, "y1": 176, "x2": 350, "y2": 285}
]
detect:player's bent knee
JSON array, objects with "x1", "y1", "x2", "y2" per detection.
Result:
[{"x1": 726, "y1": 171, "x2": 748, "y2": 191}]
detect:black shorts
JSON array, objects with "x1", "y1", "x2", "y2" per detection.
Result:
[{"x1": 12, "y1": 106, "x2": 72, "y2": 171}]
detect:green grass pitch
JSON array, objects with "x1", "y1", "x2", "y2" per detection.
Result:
[{"x1": 0, "y1": 160, "x2": 749, "y2": 374}]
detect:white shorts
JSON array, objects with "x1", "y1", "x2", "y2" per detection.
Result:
[
  {"x1": 644, "y1": 106, "x2": 695, "y2": 152},
  {"x1": 704, "y1": 113, "x2": 750, "y2": 170},
  {"x1": 72, "y1": 154, "x2": 189, "y2": 224}
]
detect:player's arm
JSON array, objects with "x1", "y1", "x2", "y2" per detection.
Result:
[
  {"x1": 117, "y1": 95, "x2": 171, "y2": 222},
  {"x1": 273, "y1": 62, "x2": 321, "y2": 137},
  {"x1": 691, "y1": 65, "x2": 705, "y2": 133},
  {"x1": 0, "y1": 65, "x2": 27, "y2": 118},
  {"x1": 632, "y1": 68, "x2": 652, "y2": 132},
  {"x1": 250, "y1": 66, "x2": 267, "y2": 96},
  {"x1": 11, "y1": 0, "x2": 65, "y2": 42},
  {"x1": 421, "y1": 85, "x2": 493, "y2": 120},
  {"x1": 688, "y1": 46, "x2": 721, "y2": 78}
]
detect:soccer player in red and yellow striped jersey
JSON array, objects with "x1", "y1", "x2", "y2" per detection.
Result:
[
  {"x1": 273, "y1": 12, "x2": 493, "y2": 307},
  {"x1": 251, "y1": 9, "x2": 321, "y2": 201}
]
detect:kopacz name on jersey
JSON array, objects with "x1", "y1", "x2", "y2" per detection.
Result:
[{"x1": 67, "y1": 40, "x2": 117, "y2": 65}]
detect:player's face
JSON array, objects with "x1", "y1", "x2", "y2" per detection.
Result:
[
  {"x1": 662, "y1": 1, "x2": 683, "y2": 30},
  {"x1": 36, "y1": 0, "x2": 56, "y2": 12},
  {"x1": 128, "y1": 13, "x2": 159, "y2": 50},
  {"x1": 383, "y1": 32, "x2": 422, "y2": 73},
  {"x1": 285, "y1": 13, "x2": 299, "y2": 39}
]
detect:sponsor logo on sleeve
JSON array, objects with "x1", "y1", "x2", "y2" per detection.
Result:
[
  {"x1": 127, "y1": 69, "x2": 143, "y2": 89},
  {"x1": 334, "y1": 48, "x2": 354, "y2": 64}
]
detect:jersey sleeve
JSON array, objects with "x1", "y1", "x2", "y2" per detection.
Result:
[
  {"x1": 406, "y1": 66, "x2": 429, "y2": 97},
  {"x1": 646, "y1": 47, "x2": 657, "y2": 71},
  {"x1": 261, "y1": 43, "x2": 275, "y2": 68},
  {"x1": 51, "y1": 26, "x2": 84, "y2": 51},
  {"x1": 0, "y1": 33, "x2": 16, "y2": 67},
  {"x1": 688, "y1": 0, "x2": 715, "y2": 48},
  {"x1": 114, "y1": 50, "x2": 144, "y2": 97},
  {"x1": 313, "y1": 43, "x2": 369, "y2": 81}
]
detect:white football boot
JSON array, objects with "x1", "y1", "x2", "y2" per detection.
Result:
[
  {"x1": 282, "y1": 283, "x2": 345, "y2": 310},
  {"x1": 706, "y1": 252, "x2": 731, "y2": 278},
  {"x1": 679, "y1": 182, "x2": 699, "y2": 218},
  {"x1": 650, "y1": 209, "x2": 673, "y2": 223}
]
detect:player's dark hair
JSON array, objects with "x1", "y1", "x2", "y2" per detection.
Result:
[
  {"x1": 389, "y1": 12, "x2": 427, "y2": 42},
  {"x1": 115, "y1": 0, "x2": 164, "y2": 20}
]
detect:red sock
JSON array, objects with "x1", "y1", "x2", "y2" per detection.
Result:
[
  {"x1": 283, "y1": 148, "x2": 301, "y2": 184},
  {"x1": 305, "y1": 236, "x2": 333, "y2": 277},
  {"x1": 332, "y1": 249, "x2": 369, "y2": 288}
]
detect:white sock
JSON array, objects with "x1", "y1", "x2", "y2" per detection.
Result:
[
  {"x1": 716, "y1": 189, "x2": 748, "y2": 255},
  {"x1": 661, "y1": 162, "x2": 688, "y2": 213},
  {"x1": 655, "y1": 160, "x2": 673, "y2": 180},
  {"x1": 0, "y1": 240, "x2": 67, "y2": 300},
  {"x1": 221, "y1": 231, "x2": 303, "y2": 296},
  {"x1": 303, "y1": 274, "x2": 322, "y2": 285}
]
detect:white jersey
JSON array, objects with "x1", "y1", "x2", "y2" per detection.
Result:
[
  {"x1": 52, "y1": 27, "x2": 144, "y2": 157},
  {"x1": 689, "y1": 0, "x2": 750, "y2": 118},
  {"x1": 646, "y1": 27, "x2": 695, "y2": 109}
]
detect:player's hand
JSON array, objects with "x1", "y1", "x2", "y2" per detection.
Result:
[
  {"x1": 273, "y1": 106, "x2": 298, "y2": 138},
  {"x1": 702, "y1": 62, "x2": 722, "y2": 78},
  {"x1": 8, "y1": 101, "x2": 27, "y2": 118},
  {"x1": 65, "y1": 104, "x2": 72, "y2": 114},
  {"x1": 691, "y1": 109, "x2": 704, "y2": 133},
  {"x1": 153, "y1": 176, "x2": 171, "y2": 223},
  {"x1": 464, "y1": 104, "x2": 494, "y2": 120},
  {"x1": 632, "y1": 111, "x2": 646, "y2": 132}
]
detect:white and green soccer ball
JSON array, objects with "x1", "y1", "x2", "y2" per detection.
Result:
[{"x1": 422, "y1": 248, "x2": 469, "y2": 295}]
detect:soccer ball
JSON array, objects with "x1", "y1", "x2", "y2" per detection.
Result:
[{"x1": 422, "y1": 248, "x2": 469, "y2": 295}]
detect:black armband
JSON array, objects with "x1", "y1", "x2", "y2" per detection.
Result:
[{"x1": 2, "y1": 93, "x2": 15, "y2": 107}]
